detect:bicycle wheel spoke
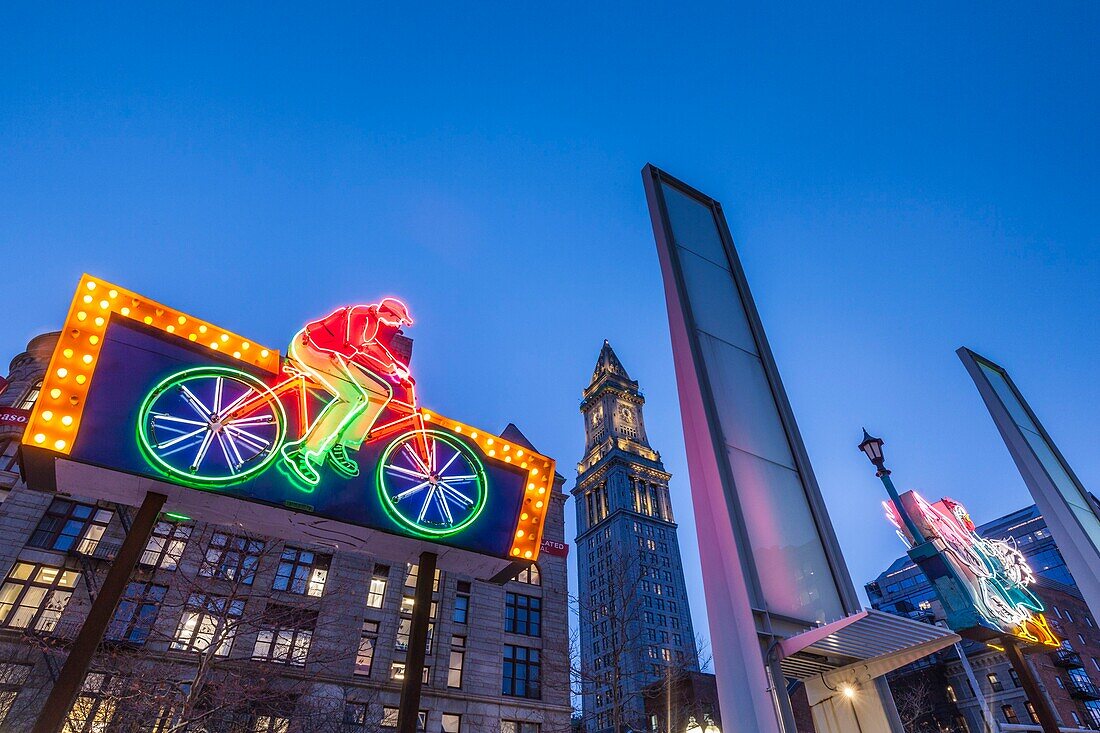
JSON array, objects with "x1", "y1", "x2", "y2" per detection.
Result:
[
  {"x1": 224, "y1": 424, "x2": 272, "y2": 453},
  {"x1": 150, "y1": 413, "x2": 207, "y2": 428},
  {"x1": 190, "y1": 431, "x2": 216, "y2": 472},
  {"x1": 179, "y1": 385, "x2": 212, "y2": 420},
  {"x1": 217, "y1": 386, "x2": 257, "y2": 421},
  {"x1": 385, "y1": 464, "x2": 429, "y2": 481},
  {"x1": 439, "y1": 482, "x2": 475, "y2": 507},
  {"x1": 440, "y1": 474, "x2": 477, "y2": 483},
  {"x1": 155, "y1": 426, "x2": 208, "y2": 451},
  {"x1": 393, "y1": 480, "x2": 432, "y2": 502},
  {"x1": 436, "y1": 449, "x2": 462, "y2": 477},
  {"x1": 160, "y1": 434, "x2": 206, "y2": 458},
  {"x1": 225, "y1": 415, "x2": 276, "y2": 427},
  {"x1": 417, "y1": 487, "x2": 436, "y2": 523},
  {"x1": 216, "y1": 432, "x2": 236, "y2": 471},
  {"x1": 402, "y1": 443, "x2": 432, "y2": 476},
  {"x1": 213, "y1": 377, "x2": 224, "y2": 414},
  {"x1": 223, "y1": 429, "x2": 247, "y2": 469},
  {"x1": 436, "y1": 490, "x2": 455, "y2": 525}
]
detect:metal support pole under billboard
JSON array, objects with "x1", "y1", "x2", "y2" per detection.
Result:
[
  {"x1": 397, "y1": 551, "x2": 438, "y2": 733},
  {"x1": 1002, "y1": 637, "x2": 1058, "y2": 733},
  {"x1": 32, "y1": 491, "x2": 167, "y2": 733}
]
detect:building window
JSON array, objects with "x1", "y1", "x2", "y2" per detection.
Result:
[
  {"x1": 29, "y1": 498, "x2": 113, "y2": 554},
  {"x1": 396, "y1": 618, "x2": 434, "y2": 653},
  {"x1": 987, "y1": 672, "x2": 1003, "y2": 692},
  {"x1": 366, "y1": 564, "x2": 389, "y2": 608},
  {"x1": 448, "y1": 636, "x2": 465, "y2": 688},
  {"x1": 515, "y1": 564, "x2": 541, "y2": 586},
  {"x1": 171, "y1": 593, "x2": 245, "y2": 656},
  {"x1": 442, "y1": 713, "x2": 461, "y2": 733},
  {"x1": 0, "y1": 440, "x2": 18, "y2": 473},
  {"x1": 252, "y1": 604, "x2": 316, "y2": 666},
  {"x1": 505, "y1": 593, "x2": 541, "y2": 637},
  {"x1": 17, "y1": 380, "x2": 42, "y2": 410},
  {"x1": 390, "y1": 663, "x2": 430, "y2": 684},
  {"x1": 252, "y1": 715, "x2": 290, "y2": 733},
  {"x1": 1001, "y1": 705, "x2": 1018, "y2": 724},
  {"x1": 381, "y1": 708, "x2": 426, "y2": 730},
  {"x1": 1008, "y1": 668, "x2": 1020, "y2": 687},
  {"x1": 106, "y1": 581, "x2": 167, "y2": 644},
  {"x1": 1088, "y1": 701, "x2": 1100, "y2": 728},
  {"x1": 344, "y1": 702, "x2": 367, "y2": 728},
  {"x1": 0, "y1": 662, "x2": 32, "y2": 725},
  {"x1": 502, "y1": 645, "x2": 541, "y2": 699},
  {"x1": 64, "y1": 672, "x2": 117, "y2": 732},
  {"x1": 501, "y1": 721, "x2": 539, "y2": 733},
  {"x1": 200, "y1": 533, "x2": 264, "y2": 585},
  {"x1": 273, "y1": 547, "x2": 329, "y2": 597},
  {"x1": 1024, "y1": 701, "x2": 1039, "y2": 724},
  {"x1": 356, "y1": 620, "x2": 379, "y2": 676},
  {"x1": 140, "y1": 521, "x2": 191, "y2": 570},
  {"x1": 405, "y1": 563, "x2": 440, "y2": 592},
  {"x1": 1065, "y1": 609, "x2": 1075, "y2": 623},
  {"x1": 454, "y1": 581, "x2": 470, "y2": 623},
  {"x1": 0, "y1": 561, "x2": 79, "y2": 631},
  {"x1": 953, "y1": 714, "x2": 969, "y2": 733}
]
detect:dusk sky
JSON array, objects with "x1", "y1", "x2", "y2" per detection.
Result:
[{"x1": 4, "y1": 4, "x2": 1100, "y2": 657}]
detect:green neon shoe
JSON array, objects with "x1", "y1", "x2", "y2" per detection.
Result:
[
  {"x1": 327, "y1": 444, "x2": 360, "y2": 477},
  {"x1": 281, "y1": 444, "x2": 320, "y2": 486}
]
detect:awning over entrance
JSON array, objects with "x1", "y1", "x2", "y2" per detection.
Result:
[{"x1": 778, "y1": 609, "x2": 960, "y2": 684}]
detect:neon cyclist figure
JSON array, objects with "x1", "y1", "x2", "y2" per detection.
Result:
[{"x1": 280, "y1": 298, "x2": 414, "y2": 485}]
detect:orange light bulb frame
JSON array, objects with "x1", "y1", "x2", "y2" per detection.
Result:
[{"x1": 23, "y1": 275, "x2": 555, "y2": 562}]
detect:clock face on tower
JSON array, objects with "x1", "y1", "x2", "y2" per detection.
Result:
[
  {"x1": 591, "y1": 408, "x2": 603, "y2": 428},
  {"x1": 618, "y1": 404, "x2": 634, "y2": 424}
]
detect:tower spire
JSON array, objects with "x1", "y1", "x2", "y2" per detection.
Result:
[{"x1": 592, "y1": 339, "x2": 630, "y2": 382}]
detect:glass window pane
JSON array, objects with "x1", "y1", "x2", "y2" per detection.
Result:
[
  {"x1": 677, "y1": 246, "x2": 757, "y2": 356},
  {"x1": 661, "y1": 183, "x2": 729, "y2": 268}
]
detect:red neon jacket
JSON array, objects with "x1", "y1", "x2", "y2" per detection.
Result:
[{"x1": 303, "y1": 305, "x2": 407, "y2": 377}]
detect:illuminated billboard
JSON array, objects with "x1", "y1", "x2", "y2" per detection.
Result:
[
  {"x1": 885, "y1": 491, "x2": 1058, "y2": 647},
  {"x1": 20, "y1": 276, "x2": 554, "y2": 574}
]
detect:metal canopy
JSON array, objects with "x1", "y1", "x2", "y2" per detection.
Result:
[{"x1": 778, "y1": 609, "x2": 960, "y2": 683}]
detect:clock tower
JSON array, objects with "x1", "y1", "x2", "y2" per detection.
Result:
[{"x1": 573, "y1": 341, "x2": 698, "y2": 733}]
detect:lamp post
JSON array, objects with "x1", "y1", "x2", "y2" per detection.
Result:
[{"x1": 858, "y1": 429, "x2": 925, "y2": 545}]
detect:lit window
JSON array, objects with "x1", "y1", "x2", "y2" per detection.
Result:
[
  {"x1": 987, "y1": 672, "x2": 1003, "y2": 692},
  {"x1": 170, "y1": 593, "x2": 244, "y2": 656},
  {"x1": 200, "y1": 532, "x2": 264, "y2": 585},
  {"x1": 396, "y1": 618, "x2": 433, "y2": 653},
  {"x1": 1001, "y1": 705, "x2": 1018, "y2": 724},
  {"x1": 106, "y1": 581, "x2": 167, "y2": 644},
  {"x1": 64, "y1": 673, "x2": 117, "y2": 732},
  {"x1": 140, "y1": 521, "x2": 191, "y2": 570},
  {"x1": 251, "y1": 715, "x2": 290, "y2": 733},
  {"x1": 17, "y1": 381, "x2": 42, "y2": 410},
  {"x1": 448, "y1": 636, "x2": 465, "y2": 688},
  {"x1": 390, "y1": 663, "x2": 430, "y2": 684},
  {"x1": 505, "y1": 593, "x2": 541, "y2": 637},
  {"x1": 29, "y1": 499, "x2": 113, "y2": 555},
  {"x1": 381, "y1": 708, "x2": 426, "y2": 730},
  {"x1": 366, "y1": 564, "x2": 389, "y2": 608},
  {"x1": 1025, "y1": 702, "x2": 1039, "y2": 724},
  {"x1": 272, "y1": 547, "x2": 329, "y2": 597},
  {"x1": 0, "y1": 562, "x2": 79, "y2": 631},
  {"x1": 502, "y1": 645, "x2": 541, "y2": 699},
  {"x1": 945, "y1": 684, "x2": 957, "y2": 702},
  {"x1": 515, "y1": 564, "x2": 541, "y2": 586},
  {"x1": 355, "y1": 620, "x2": 379, "y2": 676},
  {"x1": 442, "y1": 713, "x2": 461, "y2": 733},
  {"x1": 252, "y1": 604, "x2": 316, "y2": 666},
  {"x1": 501, "y1": 721, "x2": 540, "y2": 733},
  {"x1": 405, "y1": 563, "x2": 440, "y2": 592}
]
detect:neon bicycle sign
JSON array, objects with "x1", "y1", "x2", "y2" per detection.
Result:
[{"x1": 22, "y1": 275, "x2": 555, "y2": 562}]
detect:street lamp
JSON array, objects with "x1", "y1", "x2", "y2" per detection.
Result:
[
  {"x1": 685, "y1": 717, "x2": 703, "y2": 733},
  {"x1": 702, "y1": 715, "x2": 720, "y2": 733},
  {"x1": 858, "y1": 429, "x2": 925, "y2": 545}
]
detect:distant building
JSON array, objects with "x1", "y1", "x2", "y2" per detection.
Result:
[
  {"x1": 867, "y1": 504, "x2": 1100, "y2": 731},
  {"x1": 0, "y1": 332, "x2": 571, "y2": 732},
  {"x1": 573, "y1": 341, "x2": 699, "y2": 733},
  {"x1": 641, "y1": 672, "x2": 720, "y2": 733}
]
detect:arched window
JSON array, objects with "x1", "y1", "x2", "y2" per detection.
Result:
[
  {"x1": 516, "y1": 563, "x2": 541, "y2": 586},
  {"x1": 17, "y1": 380, "x2": 42, "y2": 411}
]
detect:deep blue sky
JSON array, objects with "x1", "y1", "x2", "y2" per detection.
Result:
[{"x1": 4, "y1": 4, "x2": 1100, "y2": 656}]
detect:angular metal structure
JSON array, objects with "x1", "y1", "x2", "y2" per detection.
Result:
[
  {"x1": 959, "y1": 347, "x2": 1100, "y2": 618},
  {"x1": 642, "y1": 165, "x2": 918, "y2": 732}
]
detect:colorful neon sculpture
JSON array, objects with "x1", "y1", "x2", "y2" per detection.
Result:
[
  {"x1": 885, "y1": 492, "x2": 1059, "y2": 647},
  {"x1": 136, "y1": 299, "x2": 491, "y2": 538},
  {"x1": 25, "y1": 275, "x2": 554, "y2": 558}
]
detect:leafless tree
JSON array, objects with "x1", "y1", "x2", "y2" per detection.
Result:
[
  {"x1": 890, "y1": 674, "x2": 939, "y2": 733},
  {"x1": 569, "y1": 547, "x2": 699, "y2": 733},
  {"x1": 14, "y1": 526, "x2": 380, "y2": 733}
]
